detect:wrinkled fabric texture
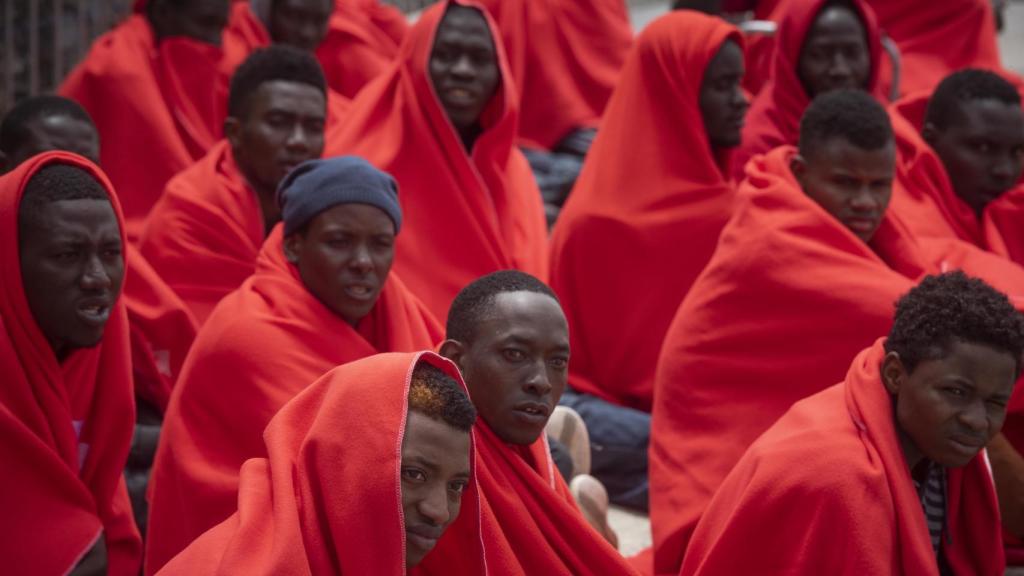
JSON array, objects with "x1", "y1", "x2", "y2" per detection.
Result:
[
  {"x1": 476, "y1": 0, "x2": 632, "y2": 151},
  {"x1": 428, "y1": 419, "x2": 638, "y2": 575},
  {"x1": 156, "y1": 351, "x2": 486, "y2": 575},
  {"x1": 734, "y1": 0, "x2": 885, "y2": 181},
  {"x1": 0, "y1": 152, "x2": 141, "y2": 575},
  {"x1": 324, "y1": 0, "x2": 549, "y2": 321},
  {"x1": 889, "y1": 91, "x2": 1024, "y2": 268},
  {"x1": 139, "y1": 141, "x2": 263, "y2": 326},
  {"x1": 60, "y1": 15, "x2": 225, "y2": 240},
  {"x1": 550, "y1": 11, "x2": 741, "y2": 412},
  {"x1": 680, "y1": 341, "x2": 1006, "y2": 576},
  {"x1": 144, "y1": 227, "x2": 441, "y2": 574}
]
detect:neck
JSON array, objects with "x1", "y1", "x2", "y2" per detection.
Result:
[
  {"x1": 894, "y1": 416, "x2": 925, "y2": 474},
  {"x1": 458, "y1": 124, "x2": 483, "y2": 153}
]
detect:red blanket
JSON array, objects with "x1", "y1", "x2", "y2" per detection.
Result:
[
  {"x1": 889, "y1": 91, "x2": 1024, "y2": 267},
  {"x1": 324, "y1": 0, "x2": 549, "y2": 321},
  {"x1": 866, "y1": 0, "x2": 1002, "y2": 98},
  {"x1": 318, "y1": 0, "x2": 406, "y2": 99},
  {"x1": 156, "y1": 351, "x2": 485, "y2": 575},
  {"x1": 680, "y1": 341, "x2": 1005, "y2": 575},
  {"x1": 123, "y1": 244, "x2": 197, "y2": 413},
  {"x1": 734, "y1": 0, "x2": 885, "y2": 181},
  {"x1": 427, "y1": 420, "x2": 637, "y2": 574},
  {"x1": 549, "y1": 12, "x2": 741, "y2": 412},
  {"x1": 144, "y1": 226, "x2": 440, "y2": 574},
  {"x1": 139, "y1": 141, "x2": 262, "y2": 325},
  {"x1": 476, "y1": 0, "x2": 632, "y2": 150},
  {"x1": 0, "y1": 152, "x2": 141, "y2": 574},
  {"x1": 60, "y1": 15, "x2": 225, "y2": 240}
]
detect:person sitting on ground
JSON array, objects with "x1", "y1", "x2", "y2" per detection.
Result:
[
  {"x1": 431, "y1": 270, "x2": 637, "y2": 575},
  {"x1": 145, "y1": 156, "x2": 440, "y2": 574},
  {"x1": 324, "y1": 0, "x2": 549, "y2": 321},
  {"x1": 1, "y1": 152, "x2": 141, "y2": 574},
  {"x1": 548, "y1": 10, "x2": 748, "y2": 511},
  {"x1": 60, "y1": 0, "x2": 231, "y2": 240},
  {"x1": 681, "y1": 271, "x2": 1023, "y2": 575},
  {"x1": 140, "y1": 45, "x2": 326, "y2": 324},
  {"x1": 890, "y1": 69, "x2": 1024, "y2": 265},
  {"x1": 649, "y1": 89, "x2": 1024, "y2": 575},
  {"x1": 157, "y1": 352, "x2": 485, "y2": 575},
  {"x1": 734, "y1": 0, "x2": 885, "y2": 181}
]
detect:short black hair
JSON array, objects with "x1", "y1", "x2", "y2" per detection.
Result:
[
  {"x1": 19, "y1": 163, "x2": 110, "y2": 233},
  {"x1": 227, "y1": 45, "x2": 327, "y2": 119},
  {"x1": 885, "y1": 271, "x2": 1024, "y2": 375},
  {"x1": 409, "y1": 361, "x2": 477, "y2": 432},
  {"x1": 799, "y1": 89, "x2": 893, "y2": 159},
  {"x1": 0, "y1": 95, "x2": 95, "y2": 156},
  {"x1": 925, "y1": 69, "x2": 1022, "y2": 131},
  {"x1": 446, "y1": 270, "x2": 560, "y2": 343}
]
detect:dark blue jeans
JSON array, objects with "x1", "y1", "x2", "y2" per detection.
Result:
[{"x1": 559, "y1": 388, "x2": 650, "y2": 512}]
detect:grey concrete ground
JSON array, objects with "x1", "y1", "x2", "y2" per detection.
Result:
[{"x1": 607, "y1": 0, "x2": 1024, "y2": 562}]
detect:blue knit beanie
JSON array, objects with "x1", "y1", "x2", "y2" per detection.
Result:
[{"x1": 277, "y1": 156, "x2": 402, "y2": 236}]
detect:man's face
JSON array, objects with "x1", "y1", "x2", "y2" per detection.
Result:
[
  {"x1": 429, "y1": 6, "x2": 500, "y2": 136},
  {"x1": 283, "y1": 203, "x2": 395, "y2": 326},
  {"x1": 925, "y1": 98, "x2": 1024, "y2": 217},
  {"x1": 797, "y1": 5, "x2": 870, "y2": 97},
  {"x1": 152, "y1": 0, "x2": 230, "y2": 45},
  {"x1": 699, "y1": 40, "x2": 749, "y2": 150},
  {"x1": 19, "y1": 199, "x2": 124, "y2": 360},
  {"x1": 6, "y1": 115, "x2": 100, "y2": 170},
  {"x1": 268, "y1": 0, "x2": 332, "y2": 53},
  {"x1": 400, "y1": 410, "x2": 472, "y2": 568},
  {"x1": 792, "y1": 137, "x2": 895, "y2": 243},
  {"x1": 227, "y1": 80, "x2": 326, "y2": 199},
  {"x1": 445, "y1": 291, "x2": 570, "y2": 446},
  {"x1": 883, "y1": 341, "x2": 1017, "y2": 468}
]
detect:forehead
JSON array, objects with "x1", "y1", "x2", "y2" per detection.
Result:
[
  {"x1": 706, "y1": 40, "x2": 744, "y2": 77},
  {"x1": 913, "y1": 340, "x2": 1018, "y2": 395},
  {"x1": 309, "y1": 202, "x2": 395, "y2": 233},
  {"x1": 435, "y1": 7, "x2": 494, "y2": 47},
  {"x1": 248, "y1": 80, "x2": 326, "y2": 114},
  {"x1": 810, "y1": 137, "x2": 895, "y2": 176},
  {"x1": 476, "y1": 291, "x2": 567, "y2": 340},
  {"x1": 806, "y1": 5, "x2": 865, "y2": 43},
  {"x1": 22, "y1": 198, "x2": 119, "y2": 241},
  {"x1": 402, "y1": 411, "x2": 472, "y2": 469},
  {"x1": 945, "y1": 98, "x2": 1024, "y2": 140}
]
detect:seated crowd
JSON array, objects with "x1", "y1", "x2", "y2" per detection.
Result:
[{"x1": 2, "y1": 0, "x2": 1023, "y2": 574}]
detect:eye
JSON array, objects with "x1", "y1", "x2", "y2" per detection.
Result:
[
  {"x1": 549, "y1": 357, "x2": 568, "y2": 370},
  {"x1": 402, "y1": 468, "x2": 426, "y2": 483},
  {"x1": 502, "y1": 348, "x2": 525, "y2": 362},
  {"x1": 449, "y1": 480, "x2": 468, "y2": 495},
  {"x1": 943, "y1": 386, "x2": 966, "y2": 398},
  {"x1": 53, "y1": 250, "x2": 79, "y2": 261},
  {"x1": 326, "y1": 237, "x2": 351, "y2": 248}
]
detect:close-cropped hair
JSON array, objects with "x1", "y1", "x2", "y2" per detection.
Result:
[
  {"x1": 799, "y1": 89, "x2": 893, "y2": 159},
  {"x1": 409, "y1": 362, "x2": 477, "y2": 432},
  {"x1": 0, "y1": 95, "x2": 95, "y2": 155},
  {"x1": 227, "y1": 45, "x2": 328, "y2": 119},
  {"x1": 925, "y1": 69, "x2": 1022, "y2": 131},
  {"x1": 445, "y1": 270, "x2": 559, "y2": 344},
  {"x1": 885, "y1": 271, "x2": 1024, "y2": 375},
  {"x1": 19, "y1": 163, "x2": 109, "y2": 234}
]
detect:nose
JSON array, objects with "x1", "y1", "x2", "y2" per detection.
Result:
[
  {"x1": 732, "y1": 86, "x2": 749, "y2": 112},
  {"x1": 348, "y1": 242, "x2": 373, "y2": 273},
  {"x1": 849, "y1": 186, "x2": 880, "y2": 212},
  {"x1": 299, "y1": 21, "x2": 321, "y2": 48},
  {"x1": 417, "y1": 485, "x2": 452, "y2": 527},
  {"x1": 990, "y1": 152, "x2": 1020, "y2": 186},
  {"x1": 451, "y1": 53, "x2": 475, "y2": 80},
  {"x1": 958, "y1": 401, "x2": 989, "y2": 435},
  {"x1": 523, "y1": 360, "x2": 553, "y2": 396},
  {"x1": 828, "y1": 52, "x2": 852, "y2": 80},
  {"x1": 79, "y1": 254, "x2": 112, "y2": 291},
  {"x1": 286, "y1": 123, "x2": 312, "y2": 152}
]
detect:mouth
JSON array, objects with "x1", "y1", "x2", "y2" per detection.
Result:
[
  {"x1": 843, "y1": 216, "x2": 879, "y2": 235},
  {"x1": 343, "y1": 282, "x2": 378, "y2": 301},
  {"x1": 949, "y1": 435, "x2": 986, "y2": 455},
  {"x1": 406, "y1": 526, "x2": 442, "y2": 552},
  {"x1": 512, "y1": 401, "x2": 551, "y2": 425},
  {"x1": 76, "y1": 298, "x2": 112, "y2": 327},
  {"x1": 442, "y1": 86, "x2": 479, "y2": 108}
]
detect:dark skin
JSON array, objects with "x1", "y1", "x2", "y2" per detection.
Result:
[
  {"x1": 699, "y1": 40, "x2": 748, "y2": 150},
  {"x1": 429, "y1": 6, "x2": 500, "y2": 151},
  {"x1": 440, "y1": 291, "x2": 570, "y2": 446},
  {"x1": 791, "y1": 137, "x2": 895, "y2": 243},
  {"x1": 797, "y1": 5, "x2": 871, "y2": 98},
  {"x1": 924, "y1": 98, "x2": 1024, "y2": 218},
  {"x1": 68, "y1": 534, "x2": 106, "y2": 576},
  {"x1": 19, "y1": 198, "x2": 124, "y2": 362},
  {"x1": 148, "y1": 0, "x2": 230, "y2": 46},
  {"x1": 267, "y1": 0, "x2": 333, "y2": 53},
  {"x1": 283, "y1": 203, "x2": 395, "y2": 327},
  {"x1": 0, "y1": 115, "x2": 99, "y2": 172},
  {"x1": 881, "y1": 341, "x2": 1017, "y2": 481},
  {"x1": 401, "y1": 411, "x2": 472, "y2": 568},
  {"x1": 225, "y1": 80, "x2": 326, "y2": 234}
]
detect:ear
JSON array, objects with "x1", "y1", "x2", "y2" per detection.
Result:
[
  {"x1": 921, "y1": 122, "x2": 939, "y2": 147},
  {"x1": 224, "y1": 117, "x2": 242, "y2": 149},
  {"x1": 790, "y1": 153, "x2": 808, "y2": 185},
  {"x1": 439, "y1": 339, "x2": 466, "y2": 371},
  {"x1": 282, "y1": 233, "x2": 302, "y2": 264},
  {"x1": 881, "y1": 351, "x2": 907, "y2": 396}
]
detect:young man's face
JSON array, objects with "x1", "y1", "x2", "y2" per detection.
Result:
[
  {"x1": 883, "y1": 341, "x2": 1018, "y2": 468},
  {"x1": 19, "y1": 198, "x2": 124, "y2": 360},
  {"x1": 428, "y1": 6, "x2": 499, "y2": 136},
  {"x1": 400, "y1": 410, "x2": 471, "y2": 568},
  {"x1": 797, "y1": 5, "x2": 871, "y2": 98},
  {"x1": 792, "y1": 136, "x2": 895, "y2": 243},
  {"x1": 151, "y1": 0, "x2": 230, "y2": 45},
  {"x1": 5, "y1": 114, "x2": 99, "y2": 171},
  {"x1": 283, "y1": 203, "x2": 395, "y2": 326},
  {"x1": 699, "y1": 40, "x2": 748, "y2": 150},
  {"x1": 268, "y1": 0, "x2": 332, "y2": 52},
  {"x1": 925, "y1": 98, "x2": 1024, "y2": 217},
  {"x1": 442, "y1": 291, "x2": 570, "y2": 445}
]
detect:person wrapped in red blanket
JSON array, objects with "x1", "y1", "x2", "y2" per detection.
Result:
[
  {"x1": 140, "y1": 46, "x2": 327, "y2": 325},
  {"x1": 0, "y1": 152, "x2": 141, "y2": 575},
  {"x1": 60, "y1": 0, "x2": 231, "y2": 240},
  {"x1": 324, "y1": 0, "x2": 549, "y2": 322},
  {"x1": 681, "y1": 272, "x2": 1021, "y2": 575},
  {"x1": 157, "y1": 352, "x2": 485, "y2": 575},
  {"x1": 145, "y1": 156, "x2": 440, "y2": 574}
]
